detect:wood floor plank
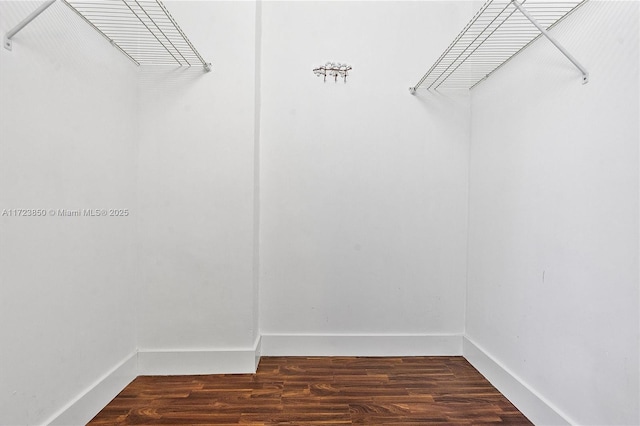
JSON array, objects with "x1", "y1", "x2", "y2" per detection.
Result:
[{"x1": 88, "y1": 356, "x2": 532, "y2": 425}]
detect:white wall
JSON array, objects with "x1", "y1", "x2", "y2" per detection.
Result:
[
  {"x1": 466, "y1": 1, "x2": 639, "y2": 425},
  {"x1": 136, "y1": 1, "x2": 260, "y2": 368},
  {"x1": 0, "y1": 2, "x2": 138, "y2": 425},
  {"x1": 259, "y1": 1, "x2": 472, "y2": 347},
  {"x1": 3, "y1": 1, "x2": 638, "y2": 424}
]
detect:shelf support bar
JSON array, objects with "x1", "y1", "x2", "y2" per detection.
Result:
[
  {"x1": 511, "y1": 0, "x2": 588, "y2": 84},
  {"x1": 4, "y1": 0, "x2": 57, "y2": 51}
]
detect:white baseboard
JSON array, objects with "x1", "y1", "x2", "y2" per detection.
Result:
[
  {"x1": 47, "y1": 335, "x2": 571, "y2": 426},
  {"x1": 44, "y1": 341, "x2": 261, "y2": 425},
  {"x1": 254, "y1": 335, "x2": 262, "y2": 370},
  {"x1": 260, "y1": 334, "x2": 463, "y2": 356},
  {"x1": 138, "y1": 345, "x2": 260, "y2": 375},
  {"x1": 46, "y1": 352, "x2": 137, "y2": 426},
  {"x1": 463, "y1": 336, "x2": 574, "y2": 426}
]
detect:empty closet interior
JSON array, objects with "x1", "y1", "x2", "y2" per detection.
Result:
[{"x1": 0, "y1": 0, "x2": 638, "y2": 425}]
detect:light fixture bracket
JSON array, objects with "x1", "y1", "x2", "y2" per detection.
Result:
[{"x1": 313, "y1": 62, "x2": 352, "y2": 82}]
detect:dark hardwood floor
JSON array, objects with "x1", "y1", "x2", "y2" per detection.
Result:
[{"x1": 89, "y1": 356, "x2": 532, "y2": 425}]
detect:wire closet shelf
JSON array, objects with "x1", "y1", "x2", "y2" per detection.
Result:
[
  {"x1": 410, "y1": 0, "x2": 587, "y2": 92},
  {"x1": 62, "y1": 0, "x2": 211, "y2": 71}
]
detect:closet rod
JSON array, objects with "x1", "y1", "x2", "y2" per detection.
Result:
[
  {"x1": 511, "y1": 0, "x2": 588, "y2": 84},
  {"x1": 4, "y1": 0, "x2": 56, "y2": 51}
]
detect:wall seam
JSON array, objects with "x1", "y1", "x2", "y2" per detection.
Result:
[
  {"x1": 463, "y1": 90, "x2": 473, "y2": 338},
  {"x1": 252, "y1": 0, "x2": 263, "y2": 345}
]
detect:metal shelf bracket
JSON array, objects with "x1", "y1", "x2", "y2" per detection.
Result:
[
  {"x1": 4, "y1": 0, "x2": 56, "y2": 51},
  {"x1": 511, "y1": 0, "x2": 589, "y2": 84}
]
